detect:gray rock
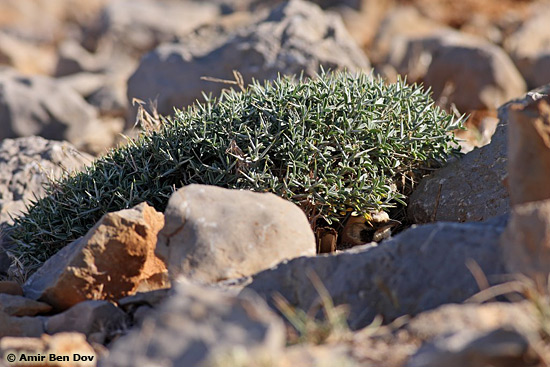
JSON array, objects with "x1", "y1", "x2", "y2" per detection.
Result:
[
  {"x1": 58, "y1": 72, "x2": 107, "y2": 98},
  {"x1": 408, "y1": 118, "x2": 509, "y2": 223},
  {"x1": 423, "y1": 35, "x2": 526, "y2": 112},
  {"x1": 404, "y1": 302, "x2": 538, "y2": 342},
  {"x1": 0, "y1": 311, "x2": 44, "y2": 338},
  {"x1": 372, "y1": 6, "x2": 449, "y2": 65},
  {"x1": 408, "y1": 84, "x2": 550, "y2": 224},
  {"x1": 0, "y1": 136, "x2": 93, "y2": 226},
  {"x1": 127, "y1": 0, "x2": 370, "y2": 122},
  {"x1": 156, "y1": 184, "x2": 316, "y2": 283},
  {"x1": 45, "y1": 300, "x2": 129, "y2": 338},
  {"x1": 504, "y1": 4, "x2": 550, "y2": 88},
  {"x1": 92, "y1": 0, "x2": 219, "y2": 57},
  {"x1": 244, "y1": 218, "x2": 507, "y2": 330},
  {"x1": 54, "y1": 39, "x2": 105, "y2": 77},
  {"x1": 117, "y1": 288, "x2": 173, "y2": 326},
  {"x1": 387, "y1": 30, "x2": 526, "y2": 112},
  {"x1": 99, "y1": 279, "x2": 285, "y2": 367},
  {"x1": 0, "y1": 67, "x2": 116, "y2": 154},
  {"x1": 406, "y1": 328, "x2": 538, "y2": 367}
]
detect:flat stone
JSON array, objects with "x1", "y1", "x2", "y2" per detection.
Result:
[{"x1": 245, "y1": 217, "x2": 508, "y2": 330}]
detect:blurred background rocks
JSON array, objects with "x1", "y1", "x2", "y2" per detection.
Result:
[{"x1": 0, "y1": 0, "x2": 545, "y2": 156}]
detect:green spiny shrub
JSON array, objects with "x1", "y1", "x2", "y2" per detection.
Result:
[{"x1": 9, "y1": 71, "x2": 462, "y2": 273}]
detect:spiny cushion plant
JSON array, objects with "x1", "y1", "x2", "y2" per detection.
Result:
[{"x1": 9, "y1": 71, "x2": 463, "y2": 274}]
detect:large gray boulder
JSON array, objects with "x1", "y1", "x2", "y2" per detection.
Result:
[
  {"x1": 0, "y1": 67, "x2": 116, "y2": 154},
  {"x1": 372, "y1": 6, "x2": 449, "y2": 65},
  {"x1": 99, "y1": 279, "x2": 285, "y2": 367},
  {"x1": 504, "y1": 5, "x2": 550, "y2": 88},
  {"x1": 0, "y1": 136, "x2": 92, "y2": 276},
  {"x1": 156, "y1": 184, "x2": 316, "y2": 283},
  {"x1": 89, "y1": 0, "x2": 220, "y2": 57},
  {"x1": 244, "y1": 215, "x2": 508, "y2": 330},
  {"x1": 386, "y1": 31, "x2": 526, "y2": 112},
  {"x1": 407, "y1": 85, "x2": 550, "y2": 223},
  {"x1": 127, "y1": 0, "x2": 370, "y2": 122},
  {"x1": 0, "y1": 136, "x2": 93, "y2": 226}
]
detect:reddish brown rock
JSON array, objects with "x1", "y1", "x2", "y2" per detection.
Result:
[
  {"x1": 0, "y1": 294, "x2": 51, "y2": 316},
  {"x1": 23, "y1": 202, "x2": 168, "y2": 311},
  {"x1": 0, "y1": 281, "x2": 23, "y2": 296}
]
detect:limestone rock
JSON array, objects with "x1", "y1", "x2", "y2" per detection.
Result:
[
  {"x1": 100, "y1": 279, "x2": 285, "y2": 367},
  {"x1": 350, "y1": 301, "x2": 540, "y2": 367},
  {"x1": 0, "y1": 31, "x2": 56, "y2": 75},
  {"x1": 501, "y1": 199, "x2": 550, "y2": 278},
  {"x1": 245, "y1": 217, "x2": 507, "y2": 330},
  {"x1": 127, "y1": 0, "x2": 369, "y2": 121},
  {"x1": 406, "y1": 85, "x2": 550, "y2": 223},
  {"x1": 0, "y1": 311, "x2": 44, "y2": 338},
  {"x1": 45, "y1": 300, "x2": 129, "y2": 339},
  {"x1": 406, "y1": 328, "x2": 538, "y2": 367},
  {"x1": 506, "y1": 95, "x2": 550, "y2": 206},
  {"x1": 386, "y1": 30, "x2": 526, "y2": 112},
  {"x1": 58, "y1": 72, "x2": 107, "y2": 99},
  {"x1": 0, "y1": 294, "x2": 51, "y2": 316},
  {"x1": 405, "y1": 302, "x2": 538, "y2": 342},
  {"x1": 117, "y1": 288, "x2": 173, "y2": 326},
  {"x1": 0, "y1": 67, "x2": 116, "y2": 155},
  {"x1": 55, "y1": 39, "x2": 105, "y2": 77},
  {"x1": 92, "y1": 0, "x2": 219, "y2": 57},
  {"x1": 407, "y1": 112, "x2": 508, "y2": 223},
  {"x1": 504, "y1": 5, "x2": 550, "y2": 88},
  {"x1": 157, "y1": 184, "x2": 316, "y2": 283},
  {"x1": 0, "y1": 136, "x2": 93, "y2": 226},
  {"x1": 23, "y1": 202, "x2": 168, "y2": 311},
  {"x1": 372, "y1": 6, "x2": 449, "y2": 64},
  {"x1": 423, "y1": 35, "x2": 526, "y2": 112}
]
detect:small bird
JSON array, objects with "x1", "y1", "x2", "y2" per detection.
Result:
[{"x1": 340, "y1": 211, "x2": 400, "y2": 249}]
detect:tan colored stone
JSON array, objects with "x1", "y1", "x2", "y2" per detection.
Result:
[
  {"x1": 23, "y1": 202, "x2": 168, "y2": 311},
  {"x1": 0, "y1": 281, "x2": 23, "y2": 296},
  {"x1": 0, "y1": 32, "x2": 56, "y2": 75},
  {"x1": 0, "y1": 294, "x2": 51, "y2": 316},
  {"x1": 157, "y1": 185, "x2": 316, "y2": 283},
  {"x1": 507, "y1": 96, "x2": 550, "y2": 206}
]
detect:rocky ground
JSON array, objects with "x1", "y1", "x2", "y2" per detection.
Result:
[{"x1": 1, "y1": 0, "x2": 550, "y2": 366}]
